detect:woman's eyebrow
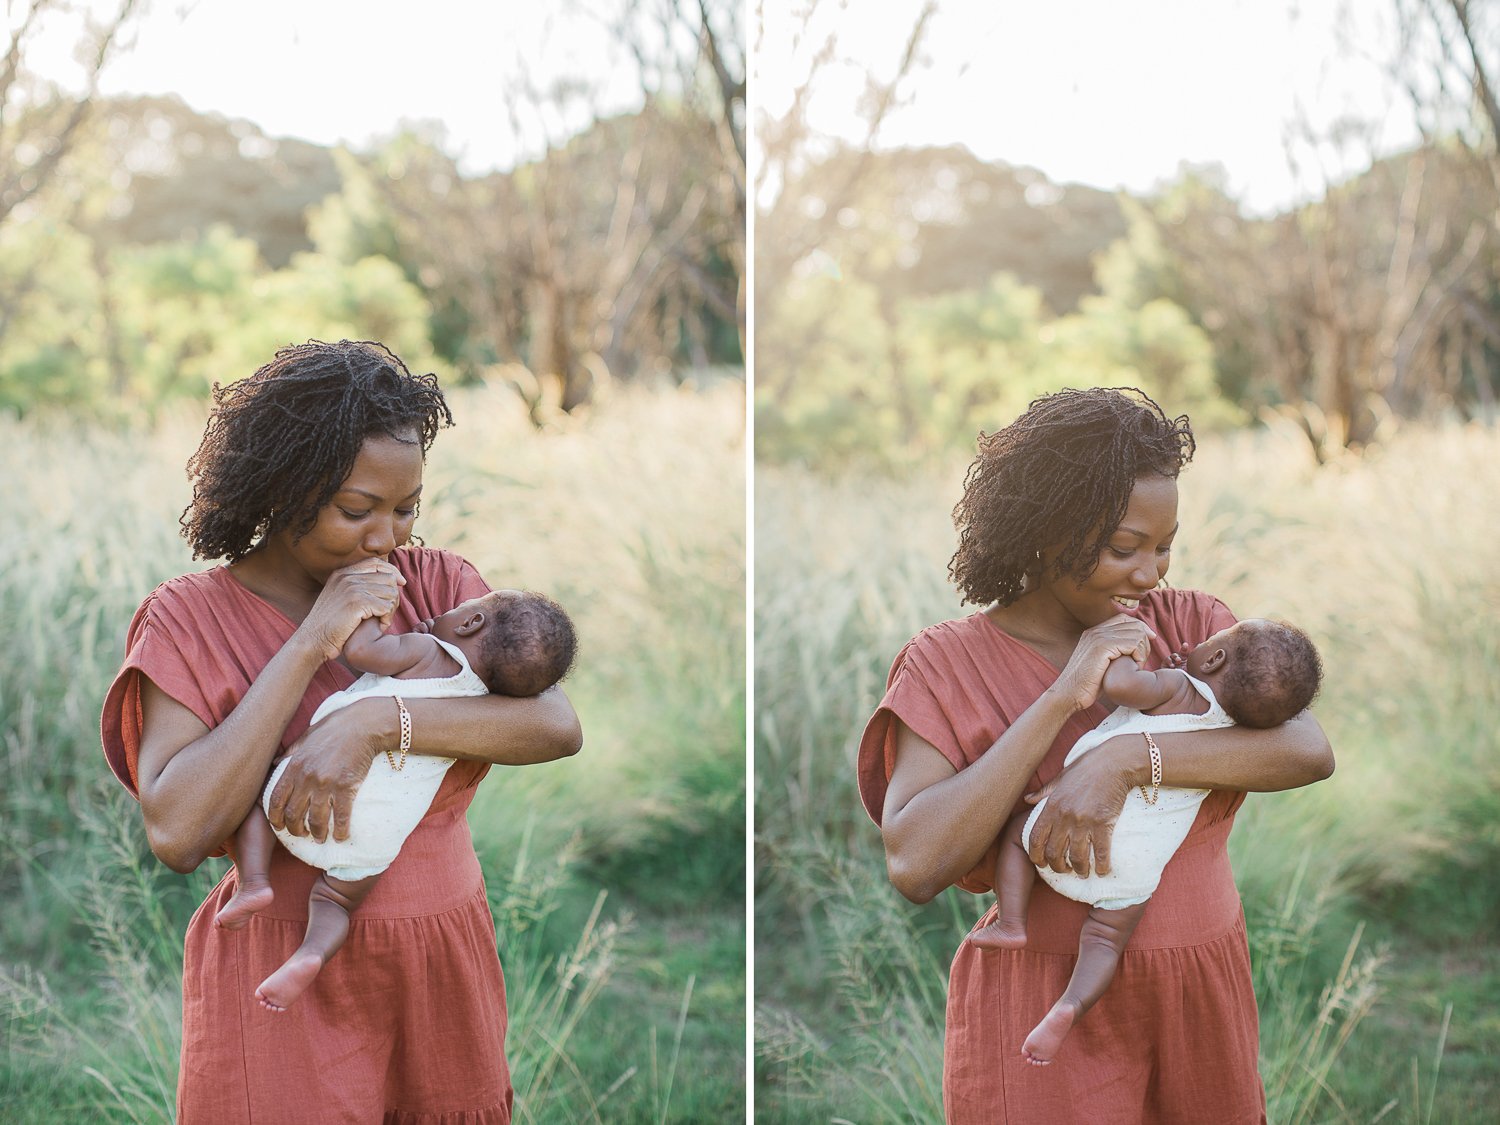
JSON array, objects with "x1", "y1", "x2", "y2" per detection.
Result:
[
  {"x1": 337, "y1": 485, "x2": 424, "y2": 502},
  {"x1": 1115, "y1": 522, "x2": 1180, "y2": 540}
]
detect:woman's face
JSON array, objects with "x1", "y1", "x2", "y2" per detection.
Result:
[
  {"x1": 1040, "y1": 474, "x2": 1180, "y2": 629},
  {"x1": 278, "y1": 432, "x2": 425, "y2": 583}
]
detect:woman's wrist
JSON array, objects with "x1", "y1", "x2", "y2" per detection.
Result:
[
  {"x1": 1098, "y1": 732, "x2": 1153, "y2": 786},
  {"x1": 353, "y1": 696, "x2": 401, "y2": 757}
]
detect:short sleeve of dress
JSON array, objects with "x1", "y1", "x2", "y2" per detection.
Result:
[
  {"x1": 101, "y1": 583, "x2": 223, "y2": 797},
  {"x1": 857, "y1": 625, "x2": 991, "y2": 826}
]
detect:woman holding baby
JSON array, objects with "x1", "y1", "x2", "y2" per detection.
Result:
[
  {"x1": 858, "y1": 387, "x2": 1334, "y2": 1123},
  {"x1": 101, "y1": 340, "x2": 581, "y2": 1123}
]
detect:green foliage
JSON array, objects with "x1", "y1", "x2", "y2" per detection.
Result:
[
  {"x1": 755, "y1": 267, "x2": 1241, "y2": 467},
  {"x1": 0, "y1": 222, "x2": 447, "y2": 411}
]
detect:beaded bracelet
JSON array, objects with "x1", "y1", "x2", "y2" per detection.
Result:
[
  {"x1": 1139, "y1": 731, "x2": 1162, "y2": 806},
  {"x1": 385, "y1": 695, "x2": 412, "y2": 771}
]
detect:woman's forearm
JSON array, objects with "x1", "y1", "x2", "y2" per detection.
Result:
[
  {"x1": 1108, "y1": 711, "x2": 1334, "y2": 792},
  {"x1": 137, "y1": 631, "x2": 328, "y2": 870},
  {"x1": 882, "y1": 689, "x2": 1074, "y2": 903},
  {"x1": 365, "y1": 687, "x2": 585, "y2": 766}
]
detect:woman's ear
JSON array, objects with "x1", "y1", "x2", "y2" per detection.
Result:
[{"x1": 454, "y1": 611, "x2": 487, "y2": 637}]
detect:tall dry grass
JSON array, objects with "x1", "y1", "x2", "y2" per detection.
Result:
[
  {"x1": 0, "y1": 375, "x2": 746, "y2": 1122},
  {"x1": 754, "y1": 418, "x2": 1499, "y2": 1122}
]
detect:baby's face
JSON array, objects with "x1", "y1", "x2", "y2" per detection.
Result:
[
  {"x1": 413, "y1": 589, "x2": 523, "y2": 643},
  {"x1": 1182, "y1": 618, "x2": 1268, "y2": 678}
]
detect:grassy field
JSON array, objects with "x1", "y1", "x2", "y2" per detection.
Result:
[
  {"x1": 0, "y1": 376, "x2": 746, "y2": 1123},
  {"x1": 754, "y1": 417, "x2": 1500, "y2": 1123}
]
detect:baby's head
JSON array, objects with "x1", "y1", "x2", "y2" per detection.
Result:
[
  {"x1": 1183, "y1": 618, "x2": 1322, "y2": 729},
  {"x1": 424, "y1": 589, "x2": 577, "y2": 696}
]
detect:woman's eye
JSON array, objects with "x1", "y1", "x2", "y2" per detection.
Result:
[
  {"x1": 1109, "y1": 546, "x2": 1134, "y2": 559},
  {"x1": 339, "y1": 508, "x2": 370, "y2": 520},
  {"x1": 1157, "y1": 544, "x2": 1173, "y2": 555},
  {"x1": 396, "y1": 507, "x2": 417, "y2": 519}
]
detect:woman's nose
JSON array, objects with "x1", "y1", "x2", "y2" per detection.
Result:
[{"x1": 364, "y1": 518, "x2": 397, "y2": 557}]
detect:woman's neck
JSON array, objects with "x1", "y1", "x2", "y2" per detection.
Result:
[
  {"x1": 228, "y1": 542, "x2": 322, "y2": 624},
  {"x1": 986, "y1": 591, "x2": 1085, "y2": 658}
]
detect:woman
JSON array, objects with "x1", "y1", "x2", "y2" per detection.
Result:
[
  {"x1": 857, "y1": 387, "x2": 1333, "y2": 1124},
  {"x1": 101, "y1": 340, "x2": 582, "y2": 1123}
]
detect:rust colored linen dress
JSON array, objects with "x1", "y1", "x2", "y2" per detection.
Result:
[
  {"x1": 102, "y1": 547, "x2": 512, "y2": 1125},
  {"x1": 859, "y1": 589, "x2": 1267, "y2": 1124}
]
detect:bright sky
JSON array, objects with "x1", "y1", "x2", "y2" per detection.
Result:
[
  {"x1": 24, "y1": 0, "x2": 661, "y2": 172},
  {"x1": 756, "y1": 0, "x2": 1417, "y2": 214},
  {"x1": 23, "y1": 1, "x2": 1416, "y2": 213}
]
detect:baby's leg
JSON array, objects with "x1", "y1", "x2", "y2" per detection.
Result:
[
  {"x1": 214, "y1": 807, "x2": 277, "y2": 929},
  {"x1": 969, "y1": 808, "x2": 1035, "y2": 950},
  {"x1": 1022, "y1": 899, "x2": 1148, "y2": 1065},
  {"x1": 255, "y1": 872, "x2": 379, "y2": 1013}
]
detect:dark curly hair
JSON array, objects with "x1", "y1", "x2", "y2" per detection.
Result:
[
  {"x1": 949, "y1": 387, "x2": 1196, "y2": 606},
  {"x1": 1217, "y1": 620, "x2": 1323, "y2": 729},
  {"x1": 180, "y1": 340, "x2": 453, "y2": 562},
  {"x1": 476, "y1": 591, "x2": 578, "y2": 697}
]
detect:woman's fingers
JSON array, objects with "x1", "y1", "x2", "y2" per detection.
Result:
[
  {"x1": 330, "y1": 788, "x2": 356, "y2": 843},
  {"x1": 304, "y1": 794, "x2": 333, "y2": 844},
  {"x1": 1026, "y1": 817, "x2": 1051, "y2": 867},
  {"x1": 1092, "y1": 826, "x2": 1113, "y2": 877},
  {"x1": 1067, "y1": 834, "x2": 1092, "y2": 878}
]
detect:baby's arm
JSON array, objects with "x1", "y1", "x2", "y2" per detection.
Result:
[
  {"x1": 340, "y1": 617, "x2": 442, "y2": 678},
  {"x1": 1101, "y1": 656, "x2": 1192, "y2": 713}
]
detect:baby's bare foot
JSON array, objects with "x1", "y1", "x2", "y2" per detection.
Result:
[
  {"x1": 255, "y1": 951, "x2": 324, "y2": 1012},
  {"x1": 215, "y1": 879, "x2": 274, "y2": 929},
  {"x1": 967, "y1": 918, "x2": 1028, "y2": 950},
  {"x1": 1022, "y1": 999, "x2": 1080, "y2": 1065}
]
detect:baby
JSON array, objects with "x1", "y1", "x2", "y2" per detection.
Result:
[
  {"x1": 216, "y1": 587, "x2": 577, "y2": 1012},
  {"x1": 969, "y1": 617, "x2": 1322, "y2": 1064}
]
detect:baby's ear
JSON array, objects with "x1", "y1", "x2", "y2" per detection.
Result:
[
  {"x1": 1201, "y1": 646, "x2": 1229, "y2": 673},
  {"x1": 454, "y1": 610, "x2": 487, "y2": 637}
]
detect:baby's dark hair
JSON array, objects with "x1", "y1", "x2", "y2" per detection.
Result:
[
  {"x1": 475, "y1": 591, "x2": 578, "y2": 697},
  {"x1": 950, "y1": 387, "x2": 1196, "y2": 606},
  {"x1": 1217, "y1": 620, "x2": 1323, "y2": 729},
  {"x1": 180, "y1": 340, "x2": 453, "y2": 562}
]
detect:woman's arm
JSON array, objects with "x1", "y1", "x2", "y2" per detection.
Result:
[
  {"x1": 133, "y1": 561, "x2": 405, "y2": 872},
  {"x1": 882, "y1": 691, "x2": 1074, "y2": 904},
  {"x1": 1024, "y1": 711, "x2": 1334, "y2": 878},
  {"x1": 266, "y1": 687, "x2": 583, "y2": 844},
  {"x1": 879, "y1": 612, "x2": 1155, "y2": 904}
]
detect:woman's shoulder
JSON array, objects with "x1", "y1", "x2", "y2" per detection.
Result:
[
  {"x1": 1138, "y1": 587, "x2": 1237, "y2": 652},
  {"x1": 131, "y1": 567, "x2": 231, "y2": 628},
  {"x1": 389, "y1": 547, "x2": 490, "y2": 614},
  {"x1": 899, "y1": 612, "x2": 993, "y2": 659},
  {"x1": 390, "y1": 546, "x2": 479, "y2": 582}
]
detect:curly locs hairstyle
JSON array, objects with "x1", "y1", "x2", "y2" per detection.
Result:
[
  {"x1": 949, "y1": 387, "x2": 1196, "y2": 607},
  {"x1": 180, "y1": 340, "x2": 453, "y2": 562}
]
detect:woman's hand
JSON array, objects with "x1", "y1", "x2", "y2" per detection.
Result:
[
  {"x1": 265, "y1": 700, "x2": 384, "y2": 843},
  {"x1": 1023, "y1": 737, "x2": 1138, "y2": 877},
  {"x1": 297, "y1": 559, "x2": 406, "y2": 662},
  {"x1": 1045, "y1": 614, "x2": 1156, "y2": 714}
]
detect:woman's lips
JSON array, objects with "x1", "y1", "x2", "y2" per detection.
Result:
[{"x1": 1111, "y1": 595, "x2": 1143, "y2": 613}]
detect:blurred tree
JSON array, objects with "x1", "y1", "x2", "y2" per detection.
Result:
[
  {"x1": 351, "y1": 0, "x2": 743, "y2": 418},
  {"x1": 0, "y1": 0, "x2": 141, "y2": 230},
  {"x1": 89, "y1": 95, "x2": 340, "y2": 267},
  {"x1": 754, "y1": 266, "x2": 1238, "y2": 468},
  {"x1": 754, "y1": 0, "x2": 936, "y2": 406}
]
